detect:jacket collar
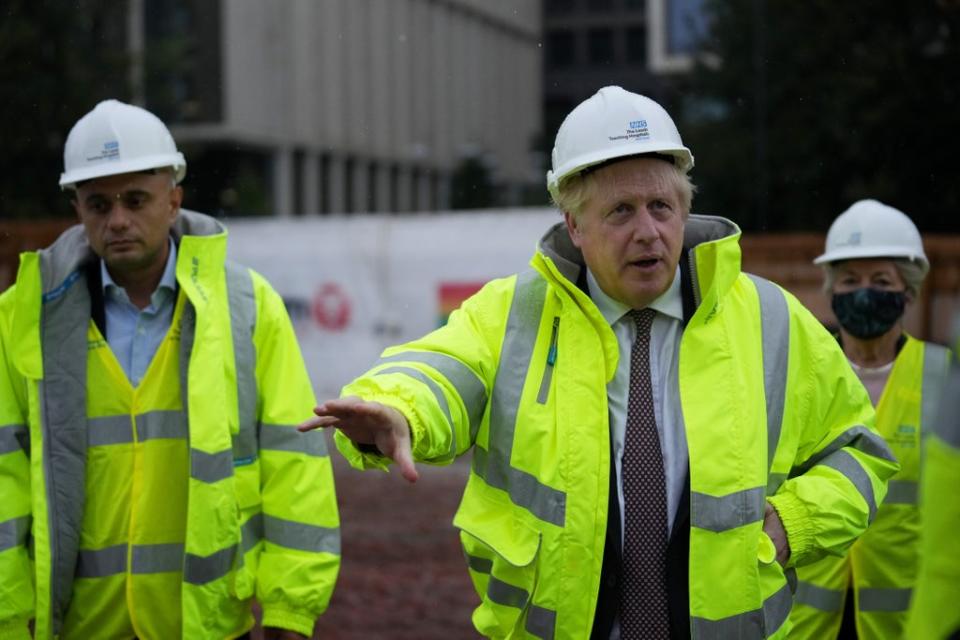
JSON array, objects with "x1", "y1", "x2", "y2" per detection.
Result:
[
  {"x1": 34, "y1": 208, "x2": 226, "y2": 298},
  {"x1": 534, "y1": 213, "x2": 742, "y2": 311},
  {"x1": 11, "y1": 209, "x2": 226, "y2": 378}
]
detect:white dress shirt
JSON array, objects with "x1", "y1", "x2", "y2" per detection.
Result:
[{"x1": 586, "y1": 268, "x2": 689, "y2": 540}]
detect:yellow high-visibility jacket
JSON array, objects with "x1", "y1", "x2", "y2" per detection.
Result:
[
  {"x1": 906, "y1": 330, "x2": 960, "y2": 640},
  {"x1": 337, "y1": 216, "x2": 898, "y2": 639},
  {"x1": 0, "y1": 211, "x2": 340, "y2": 639},
  {"x1": 790, "y1": 336, "x2": 950, "y2": 640}
]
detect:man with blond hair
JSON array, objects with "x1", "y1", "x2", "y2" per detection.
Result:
[{"x1": 302, "y1": 86, "x2": 896, "y2": 639}]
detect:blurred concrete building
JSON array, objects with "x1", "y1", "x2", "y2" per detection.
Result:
[
  {"x1": 132, "y1": 0, "x2": 543, "y2": 216},
  {"x1": 543, "y1": 0, "x2": 707, "y2": 143}
]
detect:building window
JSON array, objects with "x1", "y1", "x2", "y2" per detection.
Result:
[
  {"x1": 411, "y1": 168, "x2": 422, "y2": 212},
  {"x1": 667, "y1": 0, "x2": 707, "y2": 55},
  {"x1": 546, "y1": 0, "x2": 576, "y2": 13},
  {"x1": 344, "y1": 158, "x2": 355, "y2": 213},
  {"x1": 389, "y1": 164, "x2": 400, "y2": 213},
  {"x1": 587, "y1": 28, "x2": 615, "y2": 66},
  {"x1": 319, "y1": 154, "x2": 331, "y2": 215},
  {"x1": 546, "y1": 29, "x2": 576, "y2": 69},
  {"x1": 625, "y1": 26, "x2": 647, "y2": 63},
  {"x1": 367, "y1": 162, "x2": 378, "y2": 212},
  {"x1": 292, "y1": 149, "x2": 305, "y2": 216},
  {"x1": 587, "y1": 0, "x2": 614, "y2": 11},
  {"x1": 144, "y1": 0, "x2": 221, "y2": 123}
]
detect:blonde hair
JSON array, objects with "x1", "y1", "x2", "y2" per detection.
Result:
[
  {"x1": 822, "y1": 258, "x2": 927, "y2": 299},
  {"x1": 552, "y1": 157, "x2": 696, "y2": 219}
]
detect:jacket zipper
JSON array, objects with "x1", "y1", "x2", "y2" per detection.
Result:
[{"x1": 536, "y1": 317, "x2": 560, "y2": 404}]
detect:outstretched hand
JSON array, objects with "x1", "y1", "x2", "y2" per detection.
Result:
[{"x1": 298, "y1": 396, "x2": 419, "y2": 482}]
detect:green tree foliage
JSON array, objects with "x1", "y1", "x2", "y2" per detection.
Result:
[
  {"x1": 0, "y1": 0, "x2": 130, "y2": 220},
  {"x1": 680, "y1": 0, "x2": 960, "y2": 232}
]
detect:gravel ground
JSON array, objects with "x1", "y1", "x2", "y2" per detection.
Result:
[{"x1": 310, "y1": 451, "x2": 481, "y2": 639}]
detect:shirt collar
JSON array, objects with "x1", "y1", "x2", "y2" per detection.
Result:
[
  {"x1": 587, "y1": 265, "x2": 684, "y2": 326},
  {"x1": 101, "y1": 237, "x2": 178, "y2": 303}
]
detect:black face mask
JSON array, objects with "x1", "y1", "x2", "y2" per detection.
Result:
[{"x1": 831, "y1": 288, "x2": 906, "y2": 340}]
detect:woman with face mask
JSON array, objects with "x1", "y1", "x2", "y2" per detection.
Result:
[{"x1": 788, "y1": 200, "x2": 952, "y2": 640}]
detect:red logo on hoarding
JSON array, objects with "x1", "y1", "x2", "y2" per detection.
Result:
[{"x1": 312, "y1": 282, "x2": 351, "y2": 331}]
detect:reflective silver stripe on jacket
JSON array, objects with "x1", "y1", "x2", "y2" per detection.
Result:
[
  {"x1": 921, "y1": 343, "x2": 950, "y2": 442},
  {"x1": 181, "y1": 515, "x2": 340, "y2": 586},
  {"x1": 473, "y1": 270, "x2": 567, "y2": 527},
  {"x1": 766, "y1": 472, "x2": 787, "y2": 496},
  {"x1": 884, "y1": 480, "x2": 918, "y2": 505},
  {"x1": 526, "y1": 605, "x2": 557, "y2": 640},
  {"x1": 858, "y1": 586, "x2": 912, "y2": 612},
  {"x1": 376, "y1": 366, "x2": 457, "y2": 462},
  {"x1": 377, "y1": 351, "x2": 488, "y2": 442},
  {"x1": 691, "y1": 583, "x2": 792, "y2": 638},
  {"x1": 240, "y1": 512, "x2": 264, "y2": 556},
  {"x1": 794, "y1": 580, "x2": 844, "y2": 611},
  {"x1": 190, "y1": 448, "x2": 235, "y2": 484},
  {"x1": 260, "y1": 423, "x2": 329, "y2": 457},
  {"x1": 226, "y1": 261, "x2": 258, "y2": 462},
  {"x1": 466, "y1": 550, "x2": 557, "y2": 639},
  {"x1": 937, "y1": 363, "x2": 960, "y2": 448},
  {"x1": 793, "y1": 425, "x2": 897, "y2": 475},
  {"x1": 87, "y1": 410, "x2": 188, "y2": 446},
  {"x1": 824, "y1": 450, "x2": 879, "y2": 522},
  {"x1": 690, "y1": 486, "x2": 766, "y2": 532},
  {"x1": 76, "y1": 542, "x2": 186, "y2": 578},
  {"x1": 789, "y1": 424, "x2": 894, "y2": 523},
  {"x1": 465, "y1": 553, "x2": 493, "y2": 574},
  {"x1": 0, "y1": 515, "x2": 30, "y2": 552},
  {"x1": 184, "y1": 544, "x2": 238, "y2": 585},
  {"x1": 76, "y1": 544, "x2": 126, "y2": 577},
  {"x1": 0, "y1": 423, "x2": 29, "y2": 456},
  {"x1": 39, "y1": 255, "x2": 92, "y2": 634},
  {"x1": 746, "y1": 275, "x2": 790, "y2": 476},
  {"x1": 263, "y1": 514, "x2": 340, "y2": 554}
]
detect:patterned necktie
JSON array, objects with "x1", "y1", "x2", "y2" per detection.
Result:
[{"x1": 620, "y1": 308, "x2": 672, "y2": 639}]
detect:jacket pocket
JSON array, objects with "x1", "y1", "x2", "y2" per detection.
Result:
[
  {"x1": 757, "y1": 530, "x2": 793, "y2": 637},
  {"x1": 536, "y1": 317, "x2": 560, "y2": 405},
  {"x1": 455, "y1": 495, "x2": 542, "y2": 638}
]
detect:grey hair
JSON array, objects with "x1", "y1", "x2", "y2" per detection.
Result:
[
  {"x1": 551, "y1": 158, "x2": 696, "y2": 219},
  {"x1": 822, "y1": 258, "x2": 926, "y2": 299}
]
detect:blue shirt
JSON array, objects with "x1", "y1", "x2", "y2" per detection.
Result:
[{"x1": 101, "y1": 239, "x2": 178, "y2": 386}]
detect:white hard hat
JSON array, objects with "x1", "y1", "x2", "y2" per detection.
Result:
[
  {"x1": 547, "y1": 86, "x2": 694, "y2": 201},
  {"x1": 814, "y1": 199, "x2": 928, "y2": 275},
  {"x1": 59, "y1": 99, "x2": 186, "y2": 190}
]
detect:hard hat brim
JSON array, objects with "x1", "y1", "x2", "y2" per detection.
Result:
[
  {"x1": 814, "y1": 245, "x2": 930, "y2": 274},
  {"x1": 59, "y1": 152, "x2": 186, "y2": 189},
  {"x1": 547, "y1": 143, "x2": 694, "y2": 198}
]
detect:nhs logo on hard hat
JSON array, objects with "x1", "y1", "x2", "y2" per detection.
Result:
[
  {"x1": 629, "y1": 120, "x2": 647, "y2": 129},
  {"x1": 97, "y1": 140, "x2": 120, "y2": 161},
  {"x1": 838, "y1": 231, "x2": 862, "y2": 247}
]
